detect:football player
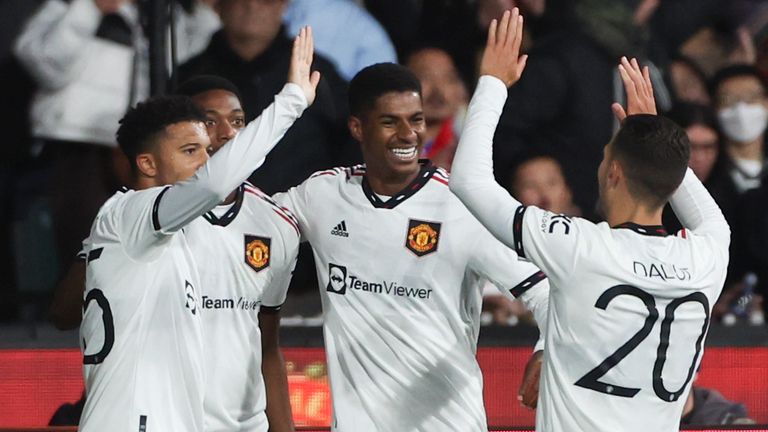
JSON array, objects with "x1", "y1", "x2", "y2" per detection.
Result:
[
  {"x1": 450, "y1": 10, "x2": 729, "y2": 432},
  {"x1": 274, "y1": 61, "x2": 550, "y2": 431},
  {"x1": 76, "y1": 28, "x2": 317, "y2": 432}
]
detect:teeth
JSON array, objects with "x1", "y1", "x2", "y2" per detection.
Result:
[{"x1": 390, "y1": 147, "x2": 417, "y2": 160}]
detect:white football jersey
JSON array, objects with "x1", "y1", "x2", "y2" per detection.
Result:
[
  {"x1": 185, "y1": 182, "x2": 300, "y2": 432},
  {"x1": 275, "y1": 163, "x2": 548, "y2": 432},
  {"x1": 449, "y1": 75, "x2": 731, "y2": 432},
  {"x1": 514, "y1": 207, "x2": 728, "y2": 432},
  {"x1": 80, "y1": 187, "x2": 205, "y2": 432}
]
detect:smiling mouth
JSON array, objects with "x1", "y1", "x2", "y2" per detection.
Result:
[{"x1": 389, "y1": 146, "x2": 418, "y2": 161}]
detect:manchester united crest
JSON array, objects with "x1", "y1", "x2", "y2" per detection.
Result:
[
  {"x1": 405, "y1": 219, "x2": 441, "y2": 257},
  {"x1": 244, "y1": 235, "x2": 271, "y2": 272}
]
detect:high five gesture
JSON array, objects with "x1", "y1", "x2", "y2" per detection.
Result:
[
  {"x1": 612, "y1": 56, "x2": 657, "y2": 120},
  {"x1": 288, "y1": 26, "x2": 321, "y2": 106},
  {"x1": 479, "y1": 8, "x2": 528, "y2": 88}
]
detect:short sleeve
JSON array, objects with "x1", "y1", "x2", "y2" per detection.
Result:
[{"x1": 260, "y1": 222, "x2": 300, "y2": 312}]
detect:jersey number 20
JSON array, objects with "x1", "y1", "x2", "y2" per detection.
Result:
[{"x1": 574, "y1": 285, "x2": 710, "y2": 402}]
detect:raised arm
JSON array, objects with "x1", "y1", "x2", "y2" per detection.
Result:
[
  {"x1": 613, "y1": 57, "x2": 730, "y2": 246},
  {"x1": 449, "y1": 9, "x2": 528, "y2": 249},
  {"x1": 153, "y1": 27, "x2": 321, "y2": 234},
  {"x1": 669, "y1": 169, "x2": 730, "y2": 245}
]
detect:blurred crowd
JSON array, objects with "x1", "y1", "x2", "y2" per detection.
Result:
[{"x1": 1, "y1": 0, "x2": 768, "y2": 329}]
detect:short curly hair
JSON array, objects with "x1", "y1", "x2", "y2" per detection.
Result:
[
  {"x1": 116, "y1": 95, "x2": 206, "y2": 172},
  {"x1": 349, "y1": 63, "x2": 422, "y2": 117}
]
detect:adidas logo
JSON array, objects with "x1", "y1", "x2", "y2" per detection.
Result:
[{"x1": 331, "y1": 220, "x2": 349, "y2": 237}]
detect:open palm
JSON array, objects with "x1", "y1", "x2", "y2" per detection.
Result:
[
  {"x1": 479, "y1": 8, "x2": 528, "y2": 88},
  {"x1": 288, "y1": 26, "x2": 321, "y2": 106}
]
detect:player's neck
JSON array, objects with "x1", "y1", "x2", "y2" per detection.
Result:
[
  {"x1": 606, "y1": 199, "x2": 663, "y2": 228},
  {"x1": 365, "y1": 168, "x2": 421, "y2": 196},
  {"x1": 220, "y1": 190, "x2": 237, "y2": 205},
  {"x1": 134, "y1": 176, "x2": 159, "y2": 191}
]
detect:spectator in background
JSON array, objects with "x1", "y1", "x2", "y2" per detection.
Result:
[
  {"x1": 707, "y1": 64, "x2": 767, "y2": 267},
  {"x1": 179, "y1": 0, "x2": 356, "y2": 194},
  {"x1": 666, "y1": 103, "x2": 722, "y2": 189},
  {"x1": 13, "y1": 0, "x2": 219, "y2": 270},
  {"x1": 283, "y1": 0, "x2": 397, "y2": 81},
  {"x1": 711, "y1": 64, "x2": 767, "y2": 201},
  {"x1": 709, "y1": 65, "x2": 768, "y2": 326},
  {"x1": 405, "y1": 47, "x2": 467, "y2": 170}
]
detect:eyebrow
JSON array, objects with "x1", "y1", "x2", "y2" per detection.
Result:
[
  {"x1": 377, "y1": 111, "x2": 424, "y2": 119},
  {"x1": 204, "y1": 108, "x2": 245, "y2": 115}
]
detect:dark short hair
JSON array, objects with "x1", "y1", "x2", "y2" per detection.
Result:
[
  {"x1": 710, "y1": 64, "x2": 768, "y2": 98},
  {"x1": 116, "y1": 96, "x2": 206, "y2": 172},
  {"x1": 175, "y1": 75, "x2": 243, "y2": 102},
  {"x1": 348, "y1": 63, "x2": 422, "y2": 117},
  {"x1": 611, "y1": 114, "x2": 690, "y2": 208}
]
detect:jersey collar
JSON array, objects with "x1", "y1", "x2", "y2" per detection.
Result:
[
  {"x1": 614, "y1": 222, "x2": 668, "y2": 237},
  {"x1": 203, "y1": 184, "x2": 245, "y2": 227},
  {"x1": 361, "y1": 160, "x2": 436, "y2": 209}
]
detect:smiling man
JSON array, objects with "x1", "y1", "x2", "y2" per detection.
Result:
[
  {"x1": 78, "y1": 28, "x2": 318, "y2": 432},
  {"x1": 274, "y1": 63, "x2": 550, "y2": 431}
]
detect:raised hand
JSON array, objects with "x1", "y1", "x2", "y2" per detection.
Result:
[
  {"x1": 287, "y1": 26, "x2": 321, "y2": 106},
  {"x1": 479, "y1": 8, "x2": 528, "y2": 88},
  {"x1": 611, "y1": 57, "x2": 657, "y2": 121}
]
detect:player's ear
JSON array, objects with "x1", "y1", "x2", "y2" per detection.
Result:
[
  {"x1": 608, "y1": 159, "x2": 622, "y2": 188},
  {"x1": 135, "y1": 153, "x2": 158, "y2": 178},
  {"x1": 348, "y1": 116, "x2": 363, "y2": 143}
]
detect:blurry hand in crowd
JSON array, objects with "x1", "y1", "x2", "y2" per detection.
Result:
[
  {"x1": 632, "y1": 0, "x2": 659, "y2": 27},
  {"x1": 94, "y1": 0, "x2": 130, "y2": 14},
  {"x1": 480, "y1": 8, "x2": 528, "y2": 88},
  {"x1": 288, "y1": 26, "x2": 321, "y2": 106},
  {"x1": 668, "y1": 59, "x2": 711, "y2": 105},
  {"x1": 729, "y1": 27, "x2": 757, "y2": 66}
]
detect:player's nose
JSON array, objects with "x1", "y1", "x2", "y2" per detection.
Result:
[{"x1": 219, "y1": 122, "x2": 237, "y2": 143}]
